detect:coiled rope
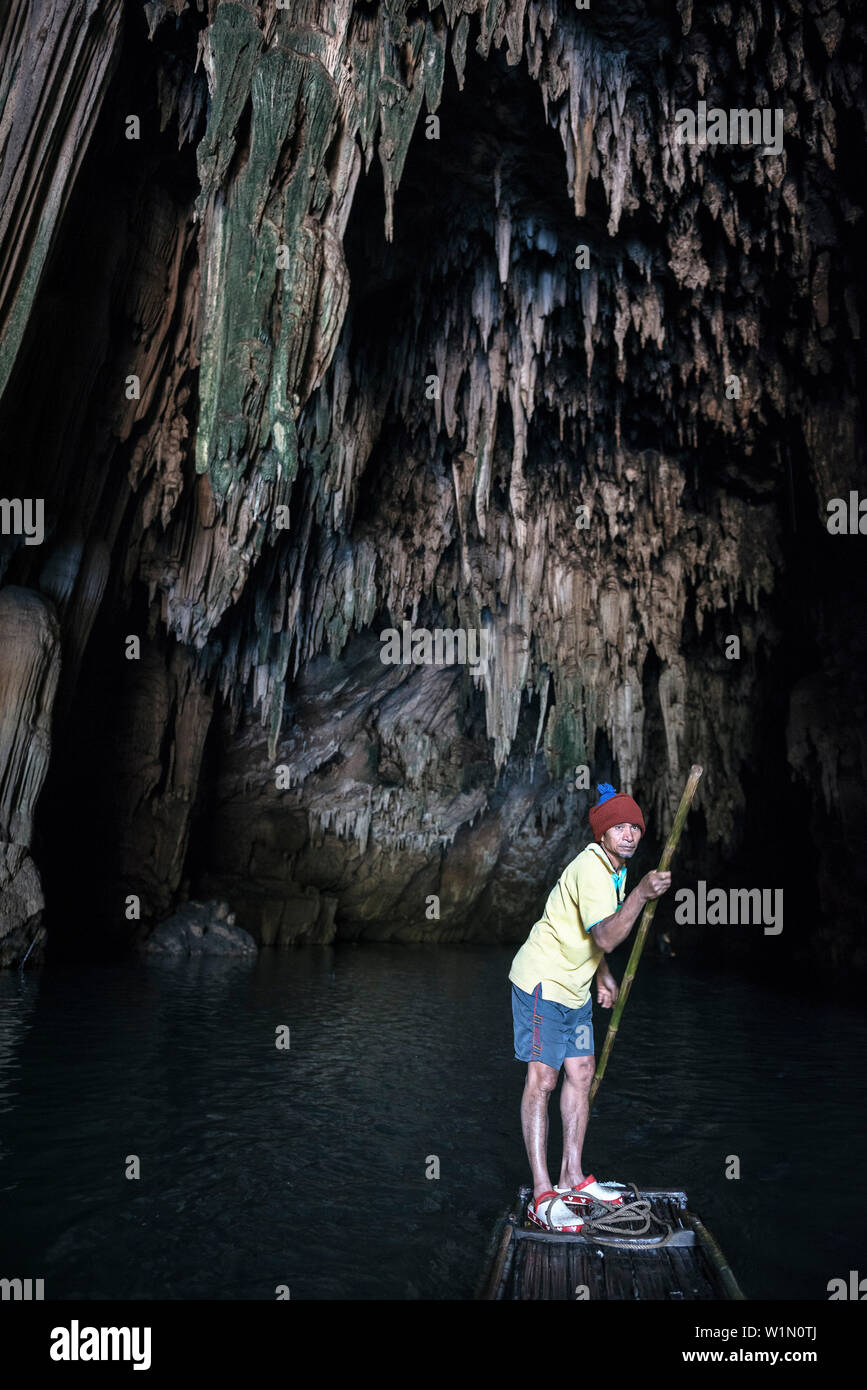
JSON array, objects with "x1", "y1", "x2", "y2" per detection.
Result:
[
  {"x1": 575, "y1": 1182, "x2": 674, "y2": 1246},
  {"x1": 536, "y1": 1182, "x2": 675, "y2": 1246}
]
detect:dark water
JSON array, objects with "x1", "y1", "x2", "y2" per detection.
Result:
[{"x1": 1, "y1": 944, "x2": 865, "y2": 1300}]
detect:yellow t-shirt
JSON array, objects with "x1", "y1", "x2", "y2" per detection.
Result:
[{"x1": 509, "y1": 843, "x2": 627, "y2": 1007}]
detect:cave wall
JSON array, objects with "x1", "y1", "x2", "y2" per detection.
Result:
[{"x1": 0, "y1": 0, "x2": 864, "y2": 968}]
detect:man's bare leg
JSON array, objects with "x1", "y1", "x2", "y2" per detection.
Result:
[
  {"x1": 521, "y1": 1061, "x2": 560, "y2": 1199},
  {"x1": 558, "y1": 1054, "x2": 595, "y2": 1188}
]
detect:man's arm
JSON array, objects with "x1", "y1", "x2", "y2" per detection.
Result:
[
  {"x1": 591, "y1": 871, "x2": 671, "y2": 952},
  {"x1": 595, "y1": 953, "x2": 618, "y2": 1007}
]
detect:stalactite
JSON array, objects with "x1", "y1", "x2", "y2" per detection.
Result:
[{"x1": 0, "y1": 0, "x2": 862, "y2": 951}]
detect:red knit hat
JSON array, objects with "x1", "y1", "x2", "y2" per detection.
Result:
[{"x1": 588, "y1": 783, "x2": 646, "y2": 840}]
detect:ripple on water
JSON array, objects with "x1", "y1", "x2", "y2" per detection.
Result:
[{"x1": 0, "y1": 946, "x2": 865, "y2": 1298}]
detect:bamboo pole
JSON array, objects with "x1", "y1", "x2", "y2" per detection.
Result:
[
  {"x1": 588, "y1": 763, "x2": 703, "y2": 1107},
  {"x1": 476, "y1": 1220, "x2": 514, "y2": 1301},
  {"x1": 682, "y1": 1210, "x2": 747, "y2": 1300}
]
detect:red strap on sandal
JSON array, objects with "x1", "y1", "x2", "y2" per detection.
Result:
[
  {"x1": 572, "y1": 1174, "x2": 597, "y2": 1192},
  {"x1": 531, "y1": 1189, "x2": 559, "y2": 1211}
]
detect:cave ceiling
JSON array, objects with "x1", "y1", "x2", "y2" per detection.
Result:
[{"x1": 0, "y1": 0, "x2": 863, "y2": 964}]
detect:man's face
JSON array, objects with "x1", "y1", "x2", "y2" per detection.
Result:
[{"x1": 602, "y1": 822, "x2": 642, "y2": 859}]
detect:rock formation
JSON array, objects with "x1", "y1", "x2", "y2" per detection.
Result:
[
  {"x1": 0, "y1": 0, "x2": 864, "y2": 968},
  {"x1": 142, "y1": 898, "x2": 257, "y2": 954},
  {"x1": 0, "y1": 588, "x2": 60, "y2": 965}
]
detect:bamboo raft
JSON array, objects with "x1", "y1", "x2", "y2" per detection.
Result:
[{"x1": 477, "y1": 1185, "x2": 745, "y2": 1301}]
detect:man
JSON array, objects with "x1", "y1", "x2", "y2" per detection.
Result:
[{"x1": 509, "y1": 782, "x2": 672, "y2": 1232}]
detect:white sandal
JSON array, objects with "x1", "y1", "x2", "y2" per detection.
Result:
[
  {"x1": 555, "y1": 1175, "x2": 625, "y2": 1207},
  {"x1": 527, "y1": 1190, "x2": 585, "y2": 1232}
]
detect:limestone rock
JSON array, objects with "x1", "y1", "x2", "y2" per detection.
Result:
[
  {"x1": 143, "y1": 900, "x2": 258, "y2": 956},
  {"x1": 0, "y1": 0, "x2": 124, "y2": 399},
  {"x1": 0, "y1": 588, "x2": 60, "y2": 964},
  {"x1": 0, "y1": 843, "x2": 46, "y2": 968}
]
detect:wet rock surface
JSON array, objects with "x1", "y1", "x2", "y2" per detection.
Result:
[
  {"x1": 0, "y1": 588, "x2": 61, "y2": 964},
  {"x1": 142, "y1": 901, "x2": 258, "y2": 956}
]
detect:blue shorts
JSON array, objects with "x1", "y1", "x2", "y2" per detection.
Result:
[{"x1": 511, "y1": 981, "x2": 595, "y2": 1070}]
